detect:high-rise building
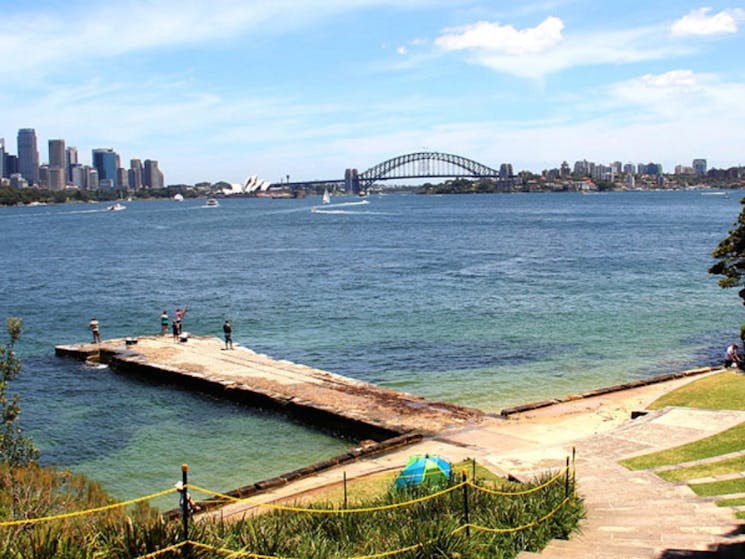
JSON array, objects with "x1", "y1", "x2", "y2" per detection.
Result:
[
  {"x1": 143, "y1": 159, "x2": 163, "y2": 188},
  {"x1": 344, "y1": 168, "x2": 359, "y2": 193},
  {"x1": 129, "y1": 159, "x2": 143, "y2": 190},
  {"x1": 87, "y1": 167, "x2": 99, "y2": 190},
  {"x1": 48, "y1": 139, "x2": 66, "y2": 190},
  {"x1": 116, "y1": 167, "x2": 129, "y2": 189},
  {"x1": 623, "y1": 163, "x2": 636, "y2": 175},
  {"x1": 66, "y1": 146, "x2": 78, "y2": 182},
  {"x1": 693, "y1": 158, "x2": 707, "y2": 176},
  {"x1": 17, "y1": 128, "x2": 39, "y2": 185},
  {"x1": 70, "y1": 164, "x2": 85, "y2": 188},
  {"x1": 92, "y1": 148, "x2": 118, "y2": 187},
  {"x1": 0, "y1": 138, "x2": 5, "y2": 179}
]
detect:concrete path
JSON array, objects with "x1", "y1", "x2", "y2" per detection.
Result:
[
  {"x1": 515, "y1": 408, "x2": 745, "y2": 559},
  {"x1": 200, "y1": 373, "x2": 745, "y2": 558}
]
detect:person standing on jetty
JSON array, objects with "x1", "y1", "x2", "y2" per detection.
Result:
[
  {"x1": 89, "y1": 317, "x2": 100, "y2": 343},
  {"x1": 160, "y1": 310, "x2": 169, "y2": 335},
  {"x1": 223, "y1": 320, "x2": 233, "y2": 350}
]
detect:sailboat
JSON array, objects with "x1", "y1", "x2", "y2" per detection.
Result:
[{"x1": 322, "y1": 189, "x2": 331, "y2": 204}]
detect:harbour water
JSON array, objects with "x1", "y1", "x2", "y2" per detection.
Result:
[{"x1": 1, "y1": 191, "x2": 742, "y2": 505}]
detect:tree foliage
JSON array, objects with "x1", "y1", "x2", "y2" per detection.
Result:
[
  {"x1": 0, "y1": 317, "x2": 38, "y2": 466},
  {"x1": 710, "y1": 198, "x2": 745, "y2": 305}
]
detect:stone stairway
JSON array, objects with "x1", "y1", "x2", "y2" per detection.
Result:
[{"x1": 516, "y1": 408, "x2": 745, "y2": 559}]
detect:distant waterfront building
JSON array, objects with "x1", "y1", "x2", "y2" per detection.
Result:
[
  {"x1": 39, "y1": 164, "x2": 49, "y2": 187},
  {"x1": 66, "y1": 146, "x2": 78, "y2": 182},
  {"x1": 623, "y1": 163, "x2": 636, "y2": 175},
  {"x1": 611, "y1": 161, "x2": 622, "y2": 174},
  {"x1": 92, "y1": 148, "x2": 119, "y2": 187},
  {"x1": 0, "y1": 138, "x2": 4, "y2": 179},
  {"x1": 116, "y1": 167, "x2": 129, "y2": 189},
  {"x1": 47, "y1": 166, "x2": 66, "y2": 191},
  {"x1": 48, "y1": 139, "x2": 66, "y2": 190},
  {"x1": 129, "y1": 159, "x2": 143, "y2": 190},
  {"x1": 674, "y1": 165, "x2": 695, "y2": 175},
  {"x1": 693, "y1": 158, "x2": 707, "y2": 176},
  {"x1": 143, "y1": 159, "x2": 163, "y2": 188},
  {"x1": 344, "y1": 168, "x2": 359, "y2": 194},
  {"x1": 10, "y1": 173, "x2": 28, "y2": 188},
  {"x1": 86, "y1": 167, "x2": 99, "y2": 190},
  {"x1": 626, "y1": 174, "x2": 635, "y2": 189},
  {"x1": 17, "y1": 128, "x2": 39, "y2": 185},
  {"x1": 560, "y1": 161, "x2": 570, "y2": 178},
  {"x1": 70, "y1": 164, "x2": 85, "y2": 188},
  {"x1": 4, "y1": 154, "x2": 18, "y2": 177}
]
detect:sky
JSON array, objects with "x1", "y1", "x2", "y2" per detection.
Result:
[{"x1": 1, "y1": 0, "x2": 744, "y2": 185}]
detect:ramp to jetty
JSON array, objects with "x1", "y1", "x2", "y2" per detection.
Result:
[{"x1": 55, "y1": 335, "x2": 484, "y2": 439}]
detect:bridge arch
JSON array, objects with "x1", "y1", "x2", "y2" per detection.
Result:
[{"x1": 358, "y1": 152, "x2": 500, "y2": 186}]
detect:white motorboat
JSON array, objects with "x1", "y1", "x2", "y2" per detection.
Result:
[
  {"x1": 106, "y1": 202, "x2": 126, "y2": 211},
  {"x1": 205, "y1": 198, "x2": 219, "y2": 207}
]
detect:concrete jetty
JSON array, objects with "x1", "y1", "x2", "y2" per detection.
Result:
[{"x1": 55, "y1": 335, "x2": 485, "y2": 439}]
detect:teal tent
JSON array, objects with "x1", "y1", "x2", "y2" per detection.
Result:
[{"x1": 392, "y1": 455, "x2": 451, "y2": 490}]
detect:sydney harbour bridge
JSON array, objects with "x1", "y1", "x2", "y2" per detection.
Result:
[{"x1": 278, "y1": 151, "x2": 514, "y2": 194}]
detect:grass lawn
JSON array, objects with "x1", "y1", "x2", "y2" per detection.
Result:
[
  {"x1": 716, "y1": 496, "x2": 745, "y2": 507},
  {"x1": 689, "y1": 477, "x2": 745, "y2": 497},
  {"x1": 658, "y1": 454, "x2": 745, "y2": 482},
  {"x1": 648, "y1": 370, "x2": 745, "y2": 411},
  {"x1": 314, "y1": 460, "x2": 506, "y2": 506},
  {"x1": 621, "y1": 422, "x2": 745, "y2": 470}
]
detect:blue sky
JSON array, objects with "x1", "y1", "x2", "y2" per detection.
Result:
[{"x1": 1, "y1": 0, "x2": 744, "y2": 184}]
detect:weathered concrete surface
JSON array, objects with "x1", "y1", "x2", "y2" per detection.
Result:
[{"x1": 55, "y1": 335, "x2": 485, "y2": 437}]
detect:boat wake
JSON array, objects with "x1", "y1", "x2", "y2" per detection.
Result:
[{"x1": 311, "y1": 199, "x2": 370, "y2": 214}]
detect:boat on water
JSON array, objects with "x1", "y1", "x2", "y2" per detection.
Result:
[
  {"x1": 322, "y1": 189, "x2": 331, "y2": 204},
  {"x1": 174, "y1": 193, "x2": 184, "y2": 202},
  {"x1": 106, "y1": 203, "x2": 126, "y2": 212},
  {"x1": 701, "y1": 191, "x2": 729, "y2": 198},
  {"x1": 205, "y1": 198, "x2": 219, "y2": 207}
]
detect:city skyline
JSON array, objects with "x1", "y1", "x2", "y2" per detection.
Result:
[{"x1": 1, "y1": 1, "x2": 744, "y2": 184}]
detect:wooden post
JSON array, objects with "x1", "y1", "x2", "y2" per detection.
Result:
[
  {"x1": 471, "y1": 458, "x2": 476, "y2": 481},
  {"x1": 462, "y1": 471, "x2": 470, "y2": 538},
  {"x1": 572, "y1": 446, "x2": 577, "y2": 496},
  {"x1": 181, "y1": 464, "x2": 190, "y2": 556},
  {"x1": 565, "y1": 456, "x2": 570, "y2": 499},
  {"x1": 343, "y1": 471, "x2": 348, "y2": 510}
]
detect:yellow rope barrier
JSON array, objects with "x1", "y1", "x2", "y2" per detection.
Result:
[
  {"x1": 467, "y1": 464, "x2": 569, "y2": 497},
  {"x1": 186, "y1": 481, "x2": 466, "y2": 515},
  {"x1": 133, "y1": 541, "x2": 188, "y2": 559},
  {"x1": 0, "y1": 487, "x2": 178, "y2": 527},
  {"x1": 188, "y1": 540, "x2": 279, "y2": 558},
  {"x1": 460, "y1": 495, "x2": 573, "y2": 535}
]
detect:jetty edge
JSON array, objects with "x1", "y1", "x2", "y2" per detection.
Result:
[{"x1": 54, "y1": 334, "x2": 486, "y2": 440}]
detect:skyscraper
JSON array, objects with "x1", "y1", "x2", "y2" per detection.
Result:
[
  {"x1": 17, "y1": 128, "x2": 39, "y2": 185},
  {"x1": 0, "y1": 138, "x2": 5, "y2": 179},
  {"x1": 66, "y1": 146, "x2": 78, "y2": 182},
  {"x1": 129, "y1": 159, "x2": 143, "y2": 190},
  {"x1": 48, "y1": 139, "x2": 66, "y2": 190},
  {"x1": 92, "y1": 148, "x2": 118, "y2": 187},
  {"x1": 143, "y1": 159, "x2": 163, "y2": 188},
  {"x1": 693, "y1": 158, "x2": 707, "y2": 176}
]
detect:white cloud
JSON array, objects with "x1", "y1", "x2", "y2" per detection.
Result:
[
  {"x1": 432, "y1": 17, "x2": 688, "y2": 79},
  {"x1": 436, "y1": 17, "x2": 564, "y2": 55},
  {"x1": 671, "y1": 7, "x2": 745, "y2": 37}
]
